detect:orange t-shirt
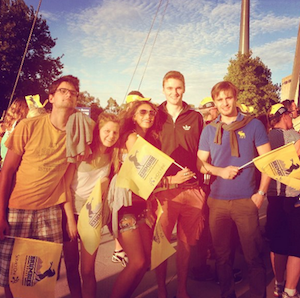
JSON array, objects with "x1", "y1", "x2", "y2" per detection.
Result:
[{"x1": 6, "y1": 114, "x2": 70, "y2": 210}]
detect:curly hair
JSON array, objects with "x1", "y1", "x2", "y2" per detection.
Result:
[{"x1": 4, "y1": 98, "x2": 29, "y2": 130}]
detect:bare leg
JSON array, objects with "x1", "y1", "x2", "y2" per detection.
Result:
[
  {"x1": 115, "y1": 239, "x2": 123, "y2": 251},
  {"x1": 80, "y1": 242, "x2": 98, "y2": 298},
  {"x1": 155, "y1": 260, "x2": 168, "y2": 298},
  {"x1": 110, "y1": 224, "x2": 151, "y2": 298},
  {"x1": 176, "y1": 239, "x2": 191, "y2": 298},
  {"x1": 285, "y1": 256, "x2": 300, "y2": 289},
  {"x1": 270, "y1": 252, "x2": 288, "y2": 283},
  {"x1": 63, "y1": 239, "x2": 82, "y2": 298}
]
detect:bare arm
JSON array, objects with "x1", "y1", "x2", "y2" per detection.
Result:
[
  {"x1": 295, "y1": 139, "x2": 300, "y2": 156},
  {"x1": 251, "y1": 142, "x2": 271, "y2": 209},
  {"x1": 63, "y1": 163, "x2": 77, "y2": 241},
  {"x1": 197, "y1": 149, "x2": 239, "y2": 180},
  {"x1": 0, "y1": 150, "x2": 22, "y2": 239}
]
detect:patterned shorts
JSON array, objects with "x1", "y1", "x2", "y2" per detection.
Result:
[{"x1": 0, "y1": 205, "x2": 62, "y2": 287}]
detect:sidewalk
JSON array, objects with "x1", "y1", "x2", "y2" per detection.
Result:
[{"x1": 0, "y1": 199, "x2": 281, "y2": 297}]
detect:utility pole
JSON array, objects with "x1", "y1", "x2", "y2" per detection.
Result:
[
  {"x1": 288, "y1": 22, "x2": 300, "y2": 106},
  {"x1": 239, "y1": 0, "x2": 250, "y2": 54}
]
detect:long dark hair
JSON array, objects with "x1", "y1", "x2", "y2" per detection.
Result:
[{"x1": 119, "y1": 100, "x2": 159, "y2": 148}]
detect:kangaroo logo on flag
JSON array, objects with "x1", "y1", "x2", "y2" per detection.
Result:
[
  {"x1": 253, "y1": 142, "x2": 300, "y2": 191},
  {"x1": 128, "y1": 150, "x2": 158, "y2": 181},
  {"x1": 86, "y1": 198, "x2": 102, "y2": 229},
  {"x1": 269, "y1": 158, "x2": 300, "y2": 177},
  {"x1": 9, "y1": 237, "x2": 62, "y2": 298},
  {"x1": 116, "y1": 136, "x2": 174, "y2": 200}
]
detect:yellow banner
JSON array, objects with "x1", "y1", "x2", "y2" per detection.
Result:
[
  {"x1": 9, "y1": 237, "x2": 62, "y2": 298},
  {"x1": 150, "y1": 200, "x2": 176, "y2": 270},
  {"x1": 116, "y1": 136, "x2": 174, "y2": 200},
  {"x1": 254, "y1": 142, "x2": 300, "y2": 190},
  {"x1": 77, "y1": 178, "x2": 103, "y2": 255}
]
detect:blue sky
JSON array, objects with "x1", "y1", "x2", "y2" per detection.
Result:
[{"x1": 23, "y1": 0, "x2": 300, "y2": 108}]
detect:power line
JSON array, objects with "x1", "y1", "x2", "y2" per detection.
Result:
[
  {"x1": 123, "y1": 0, "x2": 165, "y2": 103},
  {"x1": 7, "y1": 0, "x2": 43, "y2": 109},
  {"x1": 138, "y1": 0, "x2": 169, "y2": 90}
]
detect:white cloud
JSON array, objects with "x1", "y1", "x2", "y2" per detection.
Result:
[{"x1": 35, "y1": 0, "x2": 300, "y2": 107}]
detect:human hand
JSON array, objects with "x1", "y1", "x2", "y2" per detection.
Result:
[
  {"x1": 66, "y1": 220, "x2": 78, "y2": 242},
  {"x1": 219, "y1": 166, "x2": 239, "y2": 180},
  {"x1": 0, "y1": 217, "x2": 9, "y2": 240},
  {"x1": 171, "y1": 167, "x2": 196, "y2": 184},
  {"x1": 251, "y1": 192, "x2": 264, "y2": 209}
]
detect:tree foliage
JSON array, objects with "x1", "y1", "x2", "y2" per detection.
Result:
[
  {"x1": 224, "y1": 51, "x2": 280, "y2": 115},
  {"x1": 77, "y1": 91, "x2": 103, "y2": 122},
  {"x1": 0, "y1": 0, "x2": 63, "y2": 112},
  {"x1": 104, "y1": 97, "x2": 120, "y2": 114}
]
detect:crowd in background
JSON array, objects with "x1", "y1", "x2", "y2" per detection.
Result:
[{"x1": 0, "y1": 71, "x2": 300, "y2": 298}]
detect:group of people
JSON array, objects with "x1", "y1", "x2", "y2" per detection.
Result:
[{"x1": 0, "y1": 70, "x2": 299, "y2": 298}]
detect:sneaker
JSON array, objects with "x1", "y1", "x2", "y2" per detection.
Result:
[
  {"x1": 274, "y1": 284, "x2": 284, "y2": 297},
  {"x1": 112, "y1": 250, "x2": 128, "y2": 267},
  {"x1": 282, "y1": 292, "x2": 300, "y2": 298}
]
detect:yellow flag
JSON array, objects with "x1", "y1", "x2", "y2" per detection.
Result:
[
  {"x1": 77, "y1": 178, "x2": 103, "y2": 255},
  {"x1": 150, "y1": 200, "x2": 176, "y2": 270},
  {"x1": 254, "y1": 142, "x2": 300, "y2": 190},
  {"x1": 9, "y1": 237, "x2": 62, "y2": 298},
  {"x1": 116, "y1": 136, "x2": 174, "y2": 200}
]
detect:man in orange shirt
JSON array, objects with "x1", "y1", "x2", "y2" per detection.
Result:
[{"x1": 0, "y1": 75, "x2": 80, "y2": 298}]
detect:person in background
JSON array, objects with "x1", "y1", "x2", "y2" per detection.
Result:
[
  {"x1": 266, "y1": 103, "x2": 300, "y2": 298},
  {"x1": 281, "y1": 99, "x2": 298, "y2": 119},
  {"x1": 108, "y1": 100, "x2": 159, "y2": 298},
  {"x1": 0, "y1": 98, "x2": 29, "y2": 165},
  {"x1": 155, "y1": 70, "x2": 206, "y2": 298},
  {"x1": 0, "y1": 75, "x2": 80, "y2": 298},
  {"x1": 198, "y1": 96, "x2": 219, "y2": 124},
  {"x1": 63, "y1": 112, "x2": 120, "y2": 298},
  {"x1": 197, "y1": 81, "x2": 271, "y2": 298}
]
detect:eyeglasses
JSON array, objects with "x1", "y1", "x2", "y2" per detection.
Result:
[
  {"x1": 56, "y1": 88, "x2": 79, "y2": 97},
  {"x1": 135, "y1": 109, "x2": 156, "y2": 117}
]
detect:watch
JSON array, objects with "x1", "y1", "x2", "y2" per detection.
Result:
[{"x1": 257, "y1": 190, "x2": 266, "y2": 196}]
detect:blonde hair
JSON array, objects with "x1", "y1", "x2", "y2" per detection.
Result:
[{"x1": 4, "y1": 98, "x2": 29, "y2": 130}]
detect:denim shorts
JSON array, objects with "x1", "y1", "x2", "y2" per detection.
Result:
[{"x1": 118, "y1": 201, "x2": 148, "y2": 233}]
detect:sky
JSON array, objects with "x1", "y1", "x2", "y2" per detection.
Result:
[{"x1": 23, "y1": 0, "x2": 300, "y2": 108}]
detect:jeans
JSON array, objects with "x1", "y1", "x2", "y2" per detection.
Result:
[{"x1": 208, "y1": 197, "x2": 266, "y2": 298}]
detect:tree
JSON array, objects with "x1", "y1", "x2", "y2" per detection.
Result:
[
  {"x1": 77, "y1": 91, "x2": 103, "y2": 122},
  {"x1": 104, "y1": 97, "x2": 120, "y2": 114},
  {"x1": 0, "y1": 0, "x2": 63, "y2": 112},
  {"x1": 224, "y1": 51, "x2": 280, "y2": 115}
]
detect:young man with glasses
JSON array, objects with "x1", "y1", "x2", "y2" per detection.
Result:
[
  {"x1": 0, "y1": 75, "x2": 80, "y2": 298},
  {"x1": 155, "y1": 70, "x2": 206, "y2": 298}
]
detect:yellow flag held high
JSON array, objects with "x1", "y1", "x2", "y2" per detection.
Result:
[
  {"x1": 116, "y1": 136, "x2": 174, "y2": 200},
  {"x1": 253, "y1": 142, "x2": 300, "y2": 190},
  {"x1": 151, "y1": 200, "x2": 176, "y2": 270},
  {"x1": 9, "y1": 237, "x2": 62, "y2": 298},
  {"x1": 77, "y1": 178, "x2": 103, "y2": 255}
]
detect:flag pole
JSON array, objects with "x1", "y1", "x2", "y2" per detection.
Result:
[
  {"x1": 238, "y1": 159, "x2": 254, "y2": 170},
  {"x1": 173, "y1": 161, "x2": 197, "y2": 179}
]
